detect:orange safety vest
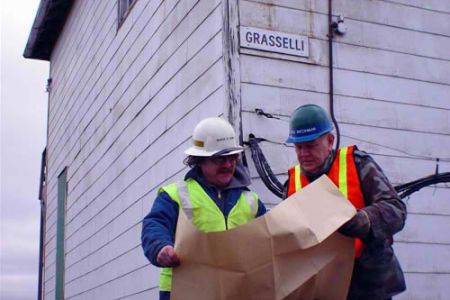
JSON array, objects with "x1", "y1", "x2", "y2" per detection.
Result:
[{"x1": 287, "y1": 145, "x2": 365, "y2": 257}]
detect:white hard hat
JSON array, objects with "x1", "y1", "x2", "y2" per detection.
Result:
[{"x1": 184, "y1": 117, "x2": 244, "y2": 157}]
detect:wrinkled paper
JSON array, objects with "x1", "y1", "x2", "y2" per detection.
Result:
[{"x1": 172, "y1": 175, "x2": 356, "y2": 300}]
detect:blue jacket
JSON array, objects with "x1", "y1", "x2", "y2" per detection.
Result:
[{"x1": 141, "y1": 162, "x2": 267, "y2": 267}]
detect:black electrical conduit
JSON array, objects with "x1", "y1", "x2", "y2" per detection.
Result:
[
  {"x1": 37, "y1": 148, "x2": 46, "y2": 300},
  {"x1": 246, "y1": 134, "x2": 450, "y2": 200},
  {"x1": 244, "y1": 134, "x2": 285, "y2": 198},
  {"x1": 395, "y1": 172, "x2": 450, "y2": 199},
  {"x1": 328, "y1": 0, "x2": 341, "y2": 151}
]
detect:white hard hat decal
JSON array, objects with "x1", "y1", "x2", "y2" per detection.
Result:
[{"x1": 193, "y1": 140, "x2": 204, "y2": 148}]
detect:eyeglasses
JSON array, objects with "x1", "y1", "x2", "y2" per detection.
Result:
[{"x1": 209, "y1": 154, "x2": 239, "y2": 164}]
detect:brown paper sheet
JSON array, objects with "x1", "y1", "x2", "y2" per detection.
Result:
[{"x1": 172, "y1": 175, "x2": 356, "y2": 300}]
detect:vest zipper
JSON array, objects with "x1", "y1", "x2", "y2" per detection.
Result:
[{"x1": 218, "y1": 190, "x2": 228, "y2": 230}]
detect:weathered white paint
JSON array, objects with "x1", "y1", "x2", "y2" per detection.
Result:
[
  {"x1": 43, "y1": 0, "x2": 227, "y2": 298},
  {"x1": 66, "y1": 23, "x2": 224, "y2": 228},
  {"x1": 222, "y1": 0, "x2": 243, "y2": 143},
  {"x1": 238, "y1": 1, "x2": 450, "y2": 300},
  {"x1": 396, "y1": 273, "x2": 450, "y2": 300},
  {"x1": 39, "y1": 0, "x2": 449, "y2": 299}
]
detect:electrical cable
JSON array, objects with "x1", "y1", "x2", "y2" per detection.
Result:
[
  {"x1": 249, "y1": 137, "x2": 284, "y2": 197},
  {"x1": 246, "y1": 134, "x2": 450, "y2": 200},
  {"x1": 243, "y1": 128, "x2": 450, "y2": 163},
  {"x1": 395, "y1": 172, "x2": 450, "y2": 199},
  {"x1": 245, "y1": 134, "x2": 284, "y2": 198},
  {"x1": 340, "y1": 134, "x2": 450, "y2": 162}
]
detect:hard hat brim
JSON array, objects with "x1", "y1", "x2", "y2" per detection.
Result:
[
  {"x1": 286, "y1": 131, "x2": 328, "y2": 143},
  {"x1": 184, "y1": 146, "x2": 244, "y2": 157}
]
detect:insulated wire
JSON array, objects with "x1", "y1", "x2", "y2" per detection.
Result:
[
  {"x1": 250, "y1": 134, "x2": 450, "y2": 163},
  {"x1": 246, "y1": 134, "x2": 450, "y2": 200},
  {"x1": 246, "y1": 135, "x2": 284, "y2": 198},
  {"x1": 395, "y1": 172, "x2": 450, "y2": 199}
]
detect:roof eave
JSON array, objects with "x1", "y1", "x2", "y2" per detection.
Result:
[{"x1": 23, "y1": 0, "x2": 74, "y2": 61}]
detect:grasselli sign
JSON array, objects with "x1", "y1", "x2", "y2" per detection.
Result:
[{"x1": 240, "y1": 26, "x2": 309, "y2": 58}]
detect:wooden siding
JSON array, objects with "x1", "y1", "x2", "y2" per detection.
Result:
[
  {"x1": 43, "y1": 0, "x2": 226, "y2": 298},
  {"x1": 239, "y1": 1, "x2": 450, "y2": 299},
  {"x1": 41, "y1": 0, "x2": 449, "y2": 299}
]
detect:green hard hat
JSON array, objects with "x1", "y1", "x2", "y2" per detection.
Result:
[{"x1": 286, "y1": 104, "x2": 333, "y2": 143}]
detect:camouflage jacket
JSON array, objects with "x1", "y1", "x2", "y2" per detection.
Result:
[{"x1": 284, "y1": 147, "x2": 407, "y2": 300}]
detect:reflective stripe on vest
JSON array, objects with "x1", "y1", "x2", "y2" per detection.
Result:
[
  {"x1": 175, "y1": 181, "x2": 258, "y2": 222},
  {"x1": 158, "y1": 179, "x2": 259, "y2": 292},
  {"x1": 287, "y1": 145, "x2": 365, "y2": 257}
]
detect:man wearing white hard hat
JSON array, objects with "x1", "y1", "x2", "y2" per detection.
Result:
[{"x1": 141, "y1": 117, "x2": 267, "y2": 300}]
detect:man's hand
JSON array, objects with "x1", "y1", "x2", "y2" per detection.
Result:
[
  {"x1": 338, "y1": 209, "x2": 371, "y2": 238},
  {"x1": 157, "y1": 245, "x2": 180, "y2": 267}
]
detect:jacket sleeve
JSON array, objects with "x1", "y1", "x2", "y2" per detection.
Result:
[
  {"x1": 141, "y1": 191, "x2": 179, "y2": 267},
  {"x1": 355, "y1": 150, "x2": 407, "y2": 241},
  {"x1": 256, "y1": 199, "x2": 267, "y2": 217}
]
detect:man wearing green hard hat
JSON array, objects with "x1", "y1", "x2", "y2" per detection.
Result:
[{"x1": 285, "y1": 104, "x2": 407, "y2": 300}]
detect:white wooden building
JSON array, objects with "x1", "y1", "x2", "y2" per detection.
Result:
[{"x1": 25, "y1": 0, "x2": 450, "y2": 299}]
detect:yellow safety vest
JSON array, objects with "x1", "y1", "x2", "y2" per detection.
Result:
[{"x1": 159, "y1": 178, "x2": 259, "y2": 292}]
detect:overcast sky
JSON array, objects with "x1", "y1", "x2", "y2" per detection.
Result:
[{"x1": 1, "y1": 1, "x2": 49, "y2": 299}]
